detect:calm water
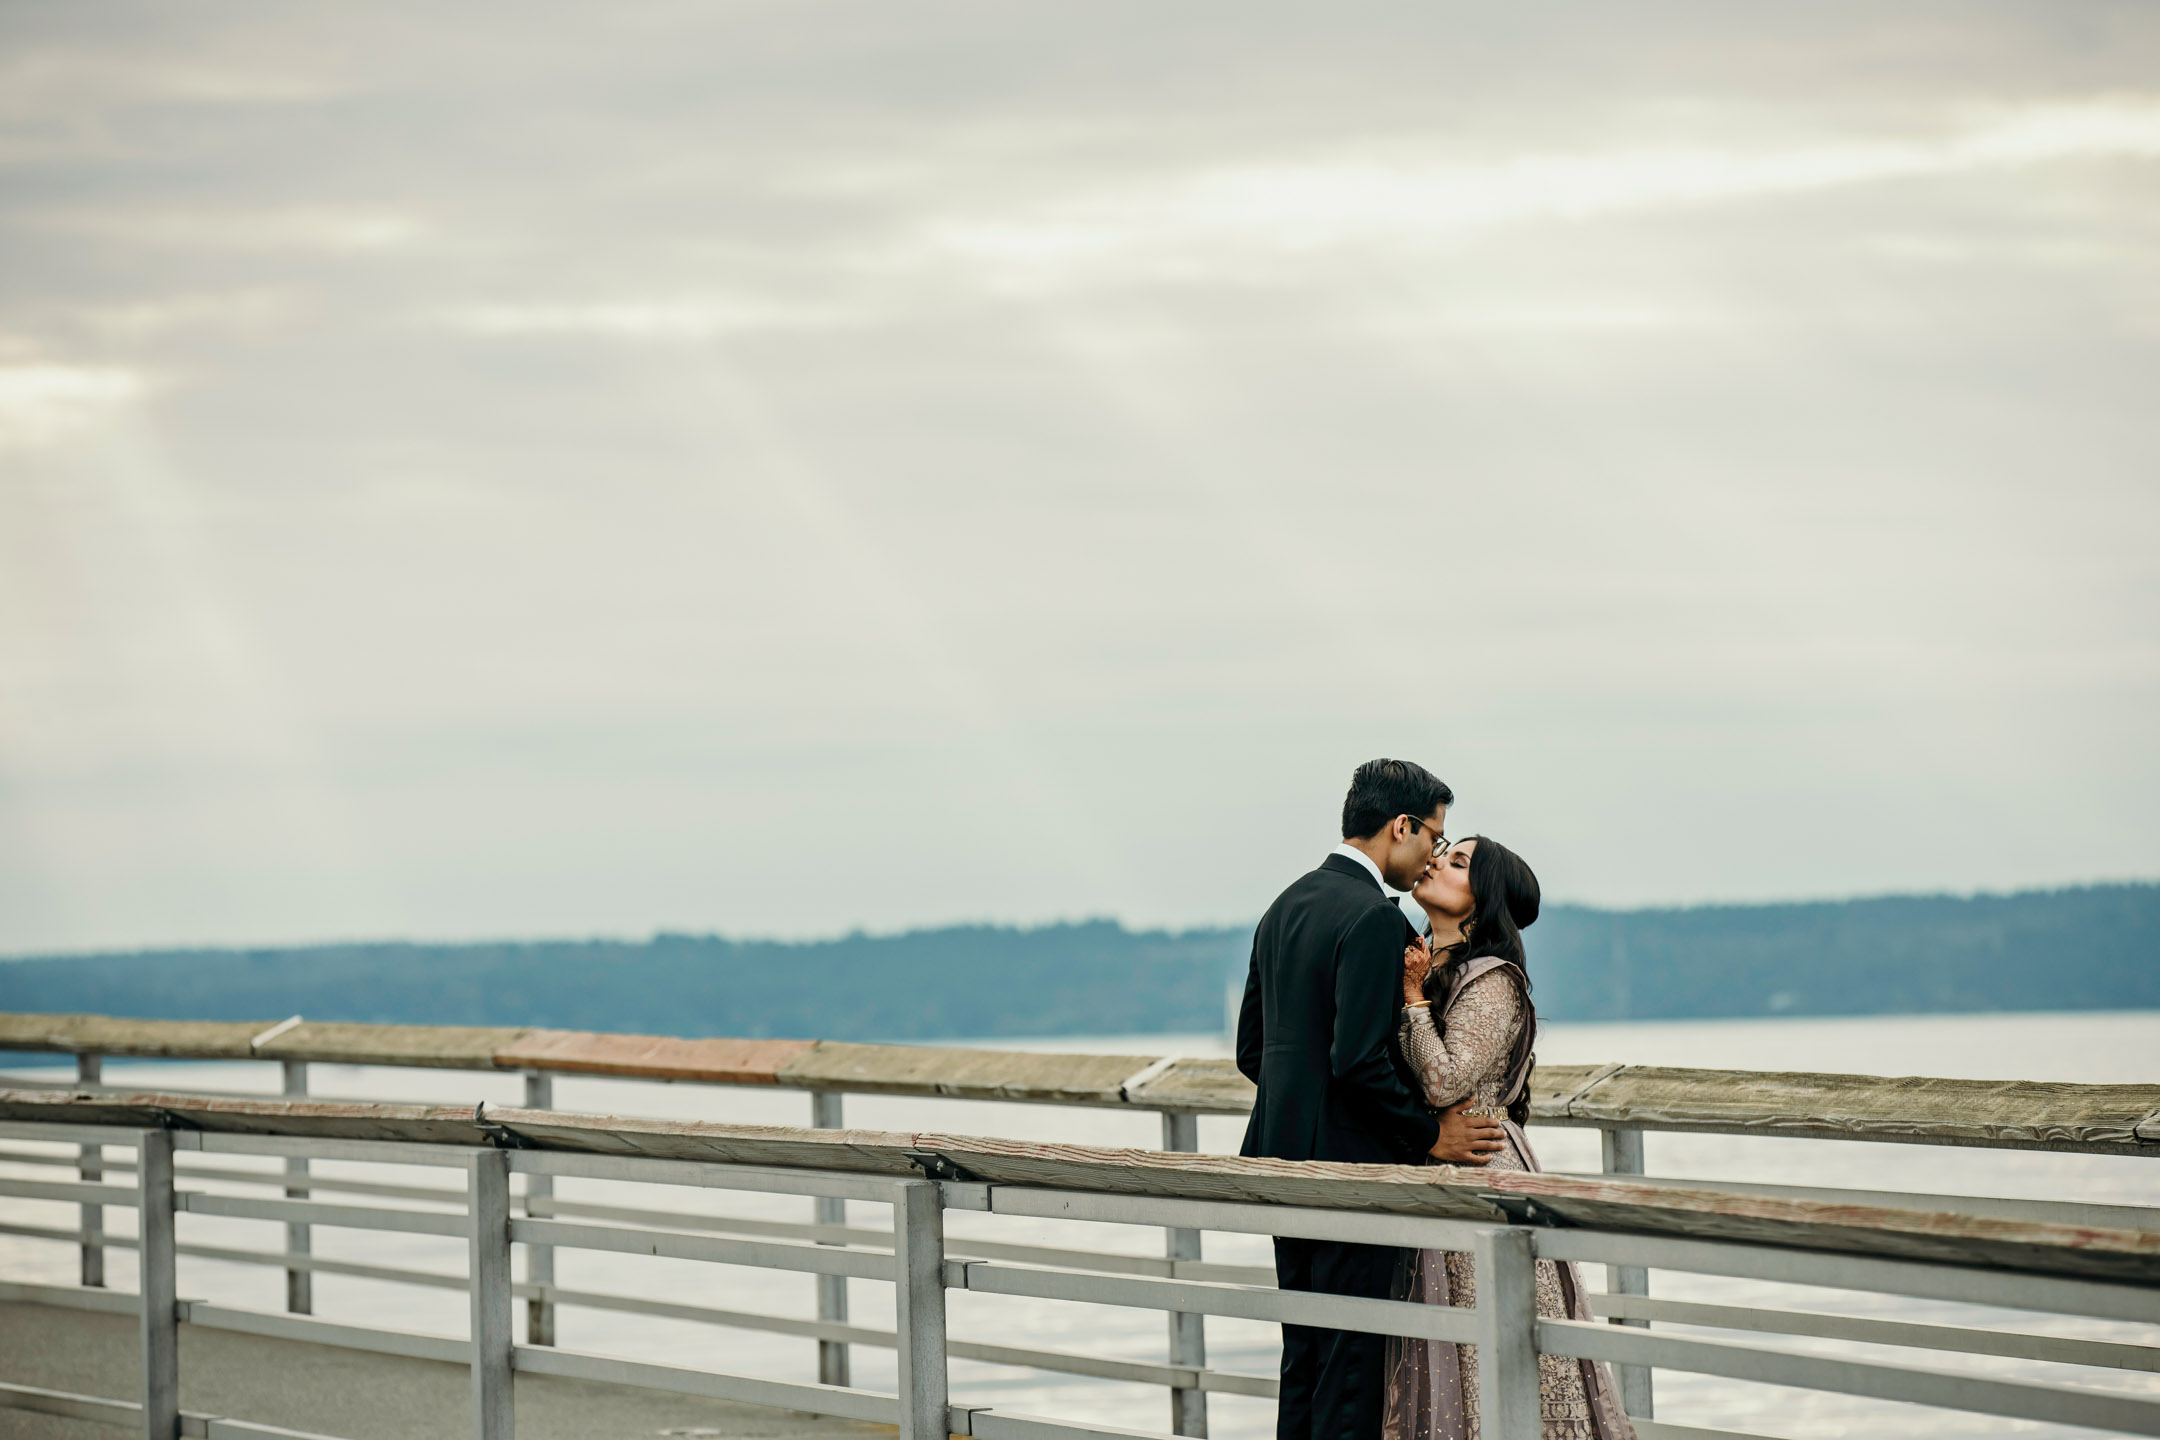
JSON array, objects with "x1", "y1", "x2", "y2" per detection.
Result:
[{"x1": 5, "y1": 1010, "x2": 2158, "y2": 1439}]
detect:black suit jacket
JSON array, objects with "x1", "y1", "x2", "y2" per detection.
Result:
[{"x1": 1236, "y1": 853, "x2": 1442, "y2": 1165}]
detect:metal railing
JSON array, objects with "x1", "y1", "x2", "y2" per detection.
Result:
[
  {"x1": 0, "y1": 1091, "x2": 2157, "y2": 1440},
  {"x1": 3, "y1": 1010, "x2": 2159, "y2": 1439}
]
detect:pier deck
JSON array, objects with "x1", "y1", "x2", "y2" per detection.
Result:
[{"x1": 0, "y1": 1300, "x2": 885, "y2": 1440}]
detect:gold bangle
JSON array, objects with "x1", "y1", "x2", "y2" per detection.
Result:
[{"x1": 1404, "y1": 1000, "x2": 1431, "y2": 1009}]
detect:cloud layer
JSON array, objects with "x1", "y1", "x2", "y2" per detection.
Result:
[{"x1": 2, "y1": 2, "x2": 2156, "y2": 951}]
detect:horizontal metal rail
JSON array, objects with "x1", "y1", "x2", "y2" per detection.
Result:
[
  {"x1": 1538, "y1": 1227, "x2": 2160, "y2": 1325},
  {"x1": 193, "y1": 1241, "x2": 470, "y2": 1291},
  {"x1": 512, "y1": 1342, "x2": 901, "y2": 1425},
  {"x1": 0, "y1": 1278, "x2": 138, "y2": 1312},
  {"x1": 0, "y1": 1379, "x2": 355, "y2": 1439},
  {"x1": 519, "y1": 1278, "x2": 1279, "y2": 1395},
  {"x1": 511, "y1": 1215, "x2": 899, "y2": 1279},
  {"x1": 953, "y1": 1260, "x2": 1479, "y2": 1343},
  {"x1": 989, "y1": 1186, "x2": 1493, "y2": 1252},
  {"x1": 0, "y1": 1268, "x2": 1282, "y2": 1401},
  {"x1": 0, "y1": 1254, "x2": 2146, "y2": 1439},
  {"x1": 512, "y1": 1343, "x2": 1204, "y2": 1440},
  {"x1": 0, "y1": 1147, "x2": 472, "y2": 1206},
  {"x1": 945, "y1": 1336, "x2": 1276, "y2": 1399},
  {"x1": 0, "y1": 1120, "x2": 147, "y2": 1147},
  {"x1": 1544, "y1": 1315, "x2": 2160, "y2": 1437},
  {"x1": 175, "y1": 1164, "x2": 464, "y2": 1207},
  {"x1": 16, "y1": 1141, "x2": 2155, "y2": 1284},
  {"x1": 0, "y1": 1146, "x2": 1279, "y2": 1286},
  {"x1": 181, "y1": 1132, "x2": 480, "y2": 1166},
  {"x1": 17, "y1": 1206, "x2": 2152, "y2": 1394},
  {"x1": 525, "y1": 1193, "x2": 1278, "y2": 1283},
  {"x1": 968, "y1": 1416, "x2": 1180, "y2": 1440},
  {"x1": 6, "y1": 1103, "x2": 2160, "y2": 1440},
  {"x1": 179, "y1": 1299, "x2": 473, "y2": 1365},
  {"x1": 1593, "y1": 1291, "x2": 2160, "y2": 1373},
  {"x1": 509, "y1": 1147, "x2": 960, "y2": 1203},
  {"x1": 10, "y1": 1153, "x2": 2157, "y2": 1389},
  {"x1": 177, "y1": 1190, "x2": 468, "y2": 1237},
  {"x1": 0, "y1": 1175, "x2": 138, "y2": 1206},
  {"x1": 1562, "y1": 1169, "x2": 2160, "y2": 1233}
]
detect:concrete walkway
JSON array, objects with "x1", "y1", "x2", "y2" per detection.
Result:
[{"x1": 0, "y1": 1300, "x2": 890, "y2": 1440}]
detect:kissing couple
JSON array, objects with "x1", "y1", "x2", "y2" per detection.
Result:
[{"x1": 1236, "y1": 758, "x2": 1634, "y2": 1440}]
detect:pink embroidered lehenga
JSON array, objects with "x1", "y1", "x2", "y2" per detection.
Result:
[{"x1": 1382, "y1": 957, "x2": 1636, "y2": 1440}]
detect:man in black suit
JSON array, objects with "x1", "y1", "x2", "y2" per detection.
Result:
[{"x1": 1238, "y1": 758, "x2": 1507, "y2": 1440}]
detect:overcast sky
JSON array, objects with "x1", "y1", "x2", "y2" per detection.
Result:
[{"x1": 2, "y1": 3, "x2": 2156, "y2": 955}]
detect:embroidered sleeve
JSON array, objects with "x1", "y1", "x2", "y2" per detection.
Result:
[{"x1": 1398, "y1": 970, "x2": 1523, "y2": 1109}]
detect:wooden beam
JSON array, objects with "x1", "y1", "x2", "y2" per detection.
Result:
[
  {"x1": 0, "y1": 1014, "x2": 266, "y2": 1061},
  {"x1": 774, "y1": 1042, "x2": 1157, "y2": 1107},
  {"x1": 492, "y1": 1031, "x2": 813, "y2": 1084},
  {"x1": 2, "y1": 1089, "x2": 2155, "y2": 1286},
  {"x1": 5, "y1": 1010, "x2": 2158, "y2": 1158},
  {"x1": 254, "y1": 1023, "x2": 529, "y2": 1070},
  {"x1": 1541, "y1": 1064, "x2": 2160, "y2": 1154}
]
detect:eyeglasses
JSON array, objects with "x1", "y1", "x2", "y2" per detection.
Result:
[{"x1": 1403, "y1": 816, "x2": 1449, "y2": 854}]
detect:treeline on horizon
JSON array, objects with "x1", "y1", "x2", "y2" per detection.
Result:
[{"x1": 1, "y1": 883, "x2": 2153, "y2": 1057}]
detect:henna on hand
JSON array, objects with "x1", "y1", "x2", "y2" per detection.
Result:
[{"x1": 1427, "y1": 1101, "x2": 1508, "y2": 1165}]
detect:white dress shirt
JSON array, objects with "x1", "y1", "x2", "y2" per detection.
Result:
[{"x1": 1330, "y1": 842, "x2": 1389, "y2": 893}]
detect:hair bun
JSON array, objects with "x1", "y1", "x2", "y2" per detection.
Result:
[{"x1": 1509, "y1": 892, "x2": 1541, "y2": 929}]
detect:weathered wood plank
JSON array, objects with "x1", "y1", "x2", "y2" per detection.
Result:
[
  {"x1": 0, "y1": 1090, "x2": 496, "y2": 1143},
  {"x1": 1124, "y1": 1058, "x2": 1255, "y2": 1114},
  {"x1": 904, "y1": 1129, "x2": 2160, "y2": 1278},
  {"x1": 497, "y1": 1112, "x2": 926, "y2": 1175},
  {"x1": 4, "y1": 1091, "x2": 2154, "y2": 1285},
  {"x1": 1527, "y1": 1062, "x2": 1612, "y2": 1114},
  {"x1": 0, "y1": 1014, "x2": 267, "y2": 1060},
  {"x1": 254, "y1": 1022, "x2": 530, "y2": 1070},
  {"x1": 522, "y1": 1118, "x2": 2160, "y2": 1284},
  {"x1": 5, "y1": 1012, "x2": 2157, "y2": 1158},
  {"x1": 774, "y1": 1042, "x2": 1155, "y2": 1107},
  {"x1": 1542, "y1": 1065, "x2": 2160, "y2": 1155},
  {"x1": 1493, "y1": 1168, "x2": 2160, "y2": 1281},
  {"x1": 492, "y1": 1031, "x2": 815, "y2": 1084}
]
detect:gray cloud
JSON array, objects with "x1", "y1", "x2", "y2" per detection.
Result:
[{"x1": 2, "y1": 1, "x2": 2156, "y2": 952}]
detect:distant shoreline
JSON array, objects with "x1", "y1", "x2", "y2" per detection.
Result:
[{"x1": 2, "y1": 883, "x2": 2152, "y2": 1044}]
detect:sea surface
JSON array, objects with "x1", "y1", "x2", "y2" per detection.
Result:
[{"x1": 5, "y1": 1010, "x2": 2158, "y2": 1439}]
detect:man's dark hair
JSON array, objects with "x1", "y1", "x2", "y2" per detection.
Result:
[{"x1": 1340, "y1": 758, "x2": 1453, "y2": 840}]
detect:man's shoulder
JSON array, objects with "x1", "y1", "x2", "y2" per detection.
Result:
[
  {"x1": 1263, "y1": 861, "x2": 1401, "y2": 929},
  {"x1": 1267, "y1": 861, "x2": 1360, "y2": 910}
]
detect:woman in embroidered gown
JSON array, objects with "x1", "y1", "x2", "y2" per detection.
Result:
[{"x1": 1382, "y1": 837, "x2": 1635, "y2": 1440}]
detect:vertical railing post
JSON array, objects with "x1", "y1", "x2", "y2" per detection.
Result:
[
  {"x1": 521, "y1": 1071, "x2": 555, "y2": 1347},
  {"x1": 811, "y1": 1091, "x2": 849, "y2": 1387},
  {"x1": 1600, "y1": 1126, "x2": 1653, "y2": 1418},
  {"x1": 137, "y1": 1127, "x2": 179, "y2": 1440},
  {"x1": 1160, "y1": 1110, "x2": 1208, "y2": 1437},
  {"x1": 281, "y1": 1060, "x2": 311, "y2": 1314},
  {"x1": 468, "y1": 1149, "x2": 515, "y2": 1440},
  {"x1": 890, "y1": 1178, "x2": 947, "y2": 1440},
  {"x1": 1473, "y1": 1226, "x2": 1541, "y2": 1440},
  {"x1": 77, "y1": 1052, "x2": 104, "y2": 1288}
]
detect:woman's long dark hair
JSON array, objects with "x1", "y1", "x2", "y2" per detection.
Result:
[
  {"x1": 1421, "y1": 835, "x2": 1543, "y2": 1125},
  {"x1": 1421, "y1": 835, "x2": 1542, "y2": 999}
]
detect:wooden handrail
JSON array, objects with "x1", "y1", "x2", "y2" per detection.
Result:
[
  {"x1": 3, "y1": 1010, "x2": 2156, "y2": 1156},
  {"x1": 1, "y1": 1087, "x2": 2156, "y2": 1286}
]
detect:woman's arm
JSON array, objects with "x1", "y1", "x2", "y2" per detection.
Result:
[{"x1": 1398, "y1": 970, "x2": 1522, "y2": 1109}]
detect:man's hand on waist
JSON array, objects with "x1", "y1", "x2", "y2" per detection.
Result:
[{"x1": 1428, "y1": 1101, "x2": 1507, "y2": 1165}]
